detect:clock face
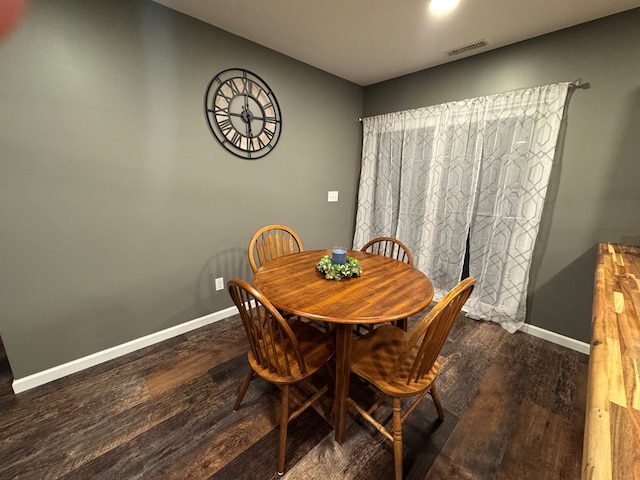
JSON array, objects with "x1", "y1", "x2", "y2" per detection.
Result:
[{"x1": 204, "y1": 69, "x2": 282, "y2": 160}]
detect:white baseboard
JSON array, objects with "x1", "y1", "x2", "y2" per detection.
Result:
[
  {"x1": 12, "y1": 306, "x2": 239, "y2": 394},
  {"x1": 11, "y1": 308, "x2": 589, "y2": 394},
  {"x1": 519, "y1": 323, "x2": 591, "y2": 355}
]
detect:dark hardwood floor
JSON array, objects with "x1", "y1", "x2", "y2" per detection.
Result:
[{"x1": 0, "y1": 309, "x2": 587, "y2": 479}]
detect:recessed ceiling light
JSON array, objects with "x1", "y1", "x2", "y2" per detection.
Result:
[{"x1": 429, "y1": 0, "x2": 459, "y2": 15}]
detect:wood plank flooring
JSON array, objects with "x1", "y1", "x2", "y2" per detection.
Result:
[{"x1": 0, "y1": 310, "x2": 587, "y2": 479}]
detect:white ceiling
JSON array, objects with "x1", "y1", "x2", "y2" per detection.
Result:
[{"x1": 151, "y1": 0, "x2": 640, "y2": 86}]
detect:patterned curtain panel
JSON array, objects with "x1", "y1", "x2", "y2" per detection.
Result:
[{"x1": 354, "y1": 83, "x2": 569, "y2": 333}]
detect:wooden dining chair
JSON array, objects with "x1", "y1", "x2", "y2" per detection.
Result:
[
  {"x1": 360, "y1": 236, "x2": 414, "y2": 266},
  {"x1": 247, "y1": 224, "x2": 331, "y2": 331},
  {"x1": 248, "y1": 224, "x2": 304, "y2": 274},
  {"x1": 358, "y1": 236, "x2": 414, "y2": 332},
  {"x1": 347, "y1": 277, "x2": 475, "y2": 480},
  {"x1": 228, "y1": 278, "x2": 334, "y2": 476}
]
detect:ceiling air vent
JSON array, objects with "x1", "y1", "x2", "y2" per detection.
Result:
[{"x1": 446, "y1": 39, "x2": 489, "y2": 57}]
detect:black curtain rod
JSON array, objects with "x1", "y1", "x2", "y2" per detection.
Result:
[
  {"x1": 569, "y1": 78, "x2": 589, "y2": 89},
  {"x1": 358, "y1": 79, "x2": 588, "y2": 122}
]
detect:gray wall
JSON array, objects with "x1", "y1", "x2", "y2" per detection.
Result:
[
  {"x1": 0, "y1": 0, "x2": 363, "y2": 378},
  {"x1": 363, "y1": 8, "x2": 640, "y2": 343},
  {"x1": 3, "y1": 1, "x2": 638, "y2": 381}
]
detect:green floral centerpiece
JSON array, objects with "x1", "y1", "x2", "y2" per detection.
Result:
[{"x1": 316, "y1": 255, "x2": 363, "y2": 281}]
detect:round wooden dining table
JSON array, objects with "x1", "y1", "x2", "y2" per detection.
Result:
[{"x1": 253, "y1": 249, "x2": 434, "y2": 444}]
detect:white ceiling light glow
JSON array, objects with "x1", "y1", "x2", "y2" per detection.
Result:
[{"x1": 429, "y1": 0, "x2": 459, "y2": 15}]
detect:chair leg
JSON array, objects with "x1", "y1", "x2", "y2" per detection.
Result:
[
  {"x1": 429, "y1": 384, "x2": 444, "y2": 420},
  {"x1": 395, "y1": 318, "x2": 408, "y2": 331},
  {"x1": 392, "y1": 397, "x2": 403, "y2": 480},
  {"x1": 353, "y1": 323, "x2": 374, "y2": 336},
  {"x1": 278, "y1": 385, "x2": 290, "y2": 475},
  {"x1": 322, "y1": 321, "x2": 335, "y2": 333},
  {"x1": 233, "y1": 368, "x2": 255, "y2": 411}
]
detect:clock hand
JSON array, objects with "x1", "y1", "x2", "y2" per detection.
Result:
[
  {"x1": 245, "y1": 107, "x2": 250, "y2": 139},
  {"x1": 229, "y1": 111, "x2": 268, "y2": 124}
]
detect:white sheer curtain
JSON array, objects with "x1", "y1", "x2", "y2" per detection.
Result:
[{"x1": 354, "y1": 83, "x2": 569, "y2": 333}]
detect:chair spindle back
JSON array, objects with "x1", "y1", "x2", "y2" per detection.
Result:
[
  {"x1": 228, "y1": 278, "x2": 307, "y2": 378},
  {"x1": 361, "y1": 237, "x2": 413, "y2": 265},
  {"x1": 390, "y1": 277, "x2": 475, "y2": 385},
  {"x1": 249, "y1": 225, "x2": 304, "y2": 273}
]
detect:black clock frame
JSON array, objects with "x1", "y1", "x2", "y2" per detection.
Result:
[{"x1": 204, "y1": 68, "x2": 282, "y2": 160}]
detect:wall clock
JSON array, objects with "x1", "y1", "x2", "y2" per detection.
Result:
[{"x1": 204, "y1": 68, "x2": 282, "y2": 160}]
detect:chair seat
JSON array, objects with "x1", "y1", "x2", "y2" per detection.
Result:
[
  {"x1": 249, "y1": 318, "x2": 334, "y2": 385},
  {"x1": 351, "y1": 324, "x2": 439, "y2": 397}
]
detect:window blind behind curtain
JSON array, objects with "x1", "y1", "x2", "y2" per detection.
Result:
[{"x1": 354, "y1": 83, "x2": 570, "y2": 333}]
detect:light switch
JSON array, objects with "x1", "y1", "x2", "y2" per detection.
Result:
[{"x1": 328, "y1": 191, "x2": 339, "y2": 202}]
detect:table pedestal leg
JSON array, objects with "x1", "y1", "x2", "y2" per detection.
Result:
[{"x1": 334, "y1": 324, "x2": 352, "y2": 444}]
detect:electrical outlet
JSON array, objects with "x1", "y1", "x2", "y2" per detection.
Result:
[
  {"x1": 215, "y1": 277, "x2": 224, "y2": 291},
  {"x1": 328, "y1": 191, "x2": 339, "y2": 202}
]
